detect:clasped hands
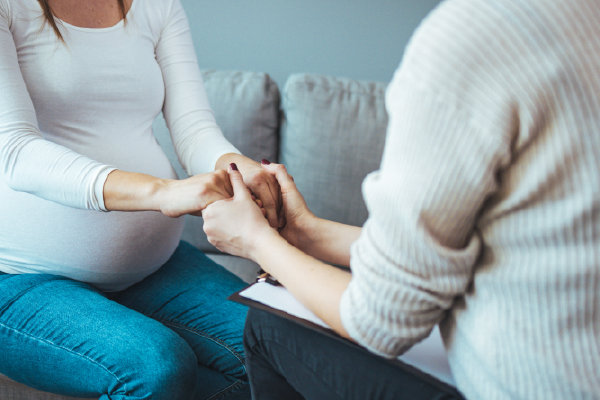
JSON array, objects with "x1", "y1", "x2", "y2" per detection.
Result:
[
  {"x1": 150, "y1": 154, "x2": 313, "y2": 263},
  {"x1": 103, "y1": 154, "x2": 311, "y2": 258},
  {"x1": 157, "y1": 156, "x2": 281, "y2": 225},
  {"x1": 202, "y1": 160, "x2": 315, "y2": 262}
]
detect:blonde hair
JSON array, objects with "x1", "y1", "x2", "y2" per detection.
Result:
[{"x1": 37, "y1": 0, "x2": 127, "y2": 42}]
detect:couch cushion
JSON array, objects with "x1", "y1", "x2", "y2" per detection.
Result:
[
  {"x1": 280, "y1": 74, "x2": 388, "y2": 227},
  {"x1": 207, "y1": 254, "x2": 260, "y2": 285},
  {"x1": 0, "y1": 373, "x2": 92, "y2": 400},
  {"x1": 153, "y1": 70, "x2": 281, "y2": 254}
]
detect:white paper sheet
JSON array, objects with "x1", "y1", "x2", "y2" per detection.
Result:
[
  {"x1": 240, "y1": 282, "x2": 329, "y2": 328},
  {"x1": 239, "y1": 282, "x2": 456, "y2": 386}
]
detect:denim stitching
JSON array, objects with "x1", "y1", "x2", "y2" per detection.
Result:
[
  {"x1": 0, "y1": 320, "x2": 128, "y2": 394},
  {"x1": 155, "y1": 318, "x2": 247, "y2": 376},
  {"x1": 206, "y1": 379, "x2": 244, "y2": 400}
]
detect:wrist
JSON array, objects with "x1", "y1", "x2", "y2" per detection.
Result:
[
  {"x1": 150, "y1": 178, "x2": 171, "y2": 213},
  {"x1": 288, "y1": 213, "x2": 321, "y2": 252},
  {"x1": 249, "y1": 227, "x2": 285, "y2": 265},
  {"x1": 215, "y1": 153, "x2": 245, "y2": 170}
]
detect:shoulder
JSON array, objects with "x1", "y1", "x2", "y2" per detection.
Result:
[
  {"x1": 402, "y1": 0, "x2": 587, "y2": 86},
  {"x1": 389, "y1": 0, "x2": 586, "y2": 128},
  {"x1": 0, "y1": 0, "x2": 9, "y2": 24},
  {"x1": 133, "y1": 0, "x2": 182, "y2": 23},
  {"x1": 130, "y1": 0, "x2": 183, "y2": 42},
  {"x1": 400, "y1": 0, "x2": 526, "y2": 88}
]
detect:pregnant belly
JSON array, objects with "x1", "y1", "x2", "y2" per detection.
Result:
[{"x1": 0, "y1": 186, "x2": 185, "y2": 291}]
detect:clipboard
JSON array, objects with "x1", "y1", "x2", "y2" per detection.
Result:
[
  {"x1": 228, "y1": 283, "x2": 465, "y2": 398},
  {"x1": 228, "y1": 284, "x2": 336, "y2": 338}
]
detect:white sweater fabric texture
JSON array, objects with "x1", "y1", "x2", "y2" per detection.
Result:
[
  {"x1": 0, "y1": 0, "x2": 239, "y2": 291},
  {"x1": 339, "y1": 0, "x2": 600, "y2": 399}
]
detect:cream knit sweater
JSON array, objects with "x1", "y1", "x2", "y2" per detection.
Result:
[{"x1": 339, "y1": 0, "x2": 600, "y2": 399}]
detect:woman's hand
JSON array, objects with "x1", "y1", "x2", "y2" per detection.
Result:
[
  {"x1": 215, "y1": 154, "x2": 282, "y2": 228},
  {"x1": 259, "y1": 161, "x2": 318, "y2": 249},
  {"x1": 155, "y1": 170, "x2": 235, "y2": 218},
  {"x1": 260, "y1": 161, "x2": 361, "y2": 266},
  {"x1": 202, "y1": 164, "x2": 274, "y2": 260}
]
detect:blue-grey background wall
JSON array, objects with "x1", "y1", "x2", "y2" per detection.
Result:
[{"x1": 180, "y1": 0, "x2": 443, "y2": 87}]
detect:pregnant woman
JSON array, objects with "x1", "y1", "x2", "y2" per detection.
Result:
[{"x1": 0, "y1": 0, "x2": 277, "y2": 398}]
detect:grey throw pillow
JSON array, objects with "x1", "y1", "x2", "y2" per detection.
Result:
[{"x1": 280, "y1": 73, "x2": 388, "y2": 228}]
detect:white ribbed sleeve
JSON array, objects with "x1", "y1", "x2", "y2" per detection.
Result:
[
  {"x1": 157, "y1": 0, "x2": 240, "y2": 176},
  {"x1": 340, "y1": 0, "x2": 600, "y2": 399},
  {"x1": 340, "y1": 76, "x2": 508, "y2": 356}
]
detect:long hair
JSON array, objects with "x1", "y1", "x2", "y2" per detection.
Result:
[{"x1": 36, "y1": 0, "x2": 127, "y2": 42}]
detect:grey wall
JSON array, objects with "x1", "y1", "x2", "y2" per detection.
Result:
[{"x1": 180, "y1": 0, "x2": 443, "y2": 87}]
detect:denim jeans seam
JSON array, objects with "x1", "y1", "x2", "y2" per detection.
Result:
[
  {"x1": 155, "y1": 318, "x2": 247, "y2": 374},
  {"x1": 252, "y1": 338, "x2": 346, "y2": 400},
  {"x1": 0, "y1": 320, "x2": 128, "y2": 393},
  {"x1": 206, "y1": 378, "x2": 244, "y2": 400}
]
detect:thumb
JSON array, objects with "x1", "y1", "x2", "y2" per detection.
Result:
[
  {"x1": 261, "y1": 162, "x2": 296, "y2": 192},
  {"x1": 228, "y1": 163, "x2": 252, "y2": 200}
]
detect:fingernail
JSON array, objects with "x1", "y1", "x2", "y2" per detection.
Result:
[
  {"x1": 261, "y1": 159, "x2": 271, "y2": 165},
  {"x1": 230, "y1": 163, "x2": 238, "y2": 171}
]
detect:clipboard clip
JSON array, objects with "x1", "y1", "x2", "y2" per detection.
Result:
[{"x1": 256, "y1": 269, "x2": 281, "y2": 286}]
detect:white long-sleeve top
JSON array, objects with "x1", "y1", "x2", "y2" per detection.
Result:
[
  {"x1": 0, "y1": 0, "x2": 240, "y2": 291},
  {"x1": 339, "y1": 0, "x2": 600, "y2": 399}
]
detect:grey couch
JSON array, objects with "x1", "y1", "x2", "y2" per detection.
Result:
[{"x1": 0, "y1": 70, "x2": 388, "y2": 399}]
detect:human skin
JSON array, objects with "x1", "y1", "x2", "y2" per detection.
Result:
[
  {"x1": 103, "y1": 154, "x2": 277, "y2": 222},
  {"x1": 203, "y1": 162, "x2": 362, "y2": 339},
  {"x1": 44, "y1": 0, "x2": 282, "y2": 223}
]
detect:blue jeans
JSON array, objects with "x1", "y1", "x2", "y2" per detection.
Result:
[
  {"x1": 244, "y1": 308, "x2": 465, "y2": 400},
  {"x1": 0, "y1": 241, "x2": 250, "y2": 400}
]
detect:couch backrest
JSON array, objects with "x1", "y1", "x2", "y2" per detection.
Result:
[
  {"x1": 154, "y1": 70, "x2": 389, "y2": 254},
  {"x1": 280, "y1": 73, "x2": 388, "y2": 227}
]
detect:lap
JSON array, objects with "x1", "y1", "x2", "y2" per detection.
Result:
[
  {"x1": 243, "y1": 308, "x2": 465, "y2": 400},
  {"x1": 0, "y1": 273, "x2": 197, "y2": 399},
  {"x1": 108, "y1": 241, "x2": 249, "y2": 379},
  {"x1": 0, "y1": 241, "x2": 250, "y2": 399}
]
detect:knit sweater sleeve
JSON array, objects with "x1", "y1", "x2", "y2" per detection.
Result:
[
  {"x1": 338, "y1": 0, "x2": 523, "y2": 358},
  {"x1": 156, "y1": 0, "x2": 240, "y2": 176},
  {"x1": 0, "y1": 2, "x2": 115, "y2": 211},
  {"x1": 339, "y1": 19, "x2": 524, "y2": 355},
  {"x1": 339, "y1": 75, "x2": 499, "y2": 357}
]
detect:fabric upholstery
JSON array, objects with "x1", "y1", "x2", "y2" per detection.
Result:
[
  {"x1": 207, "y1": 254, "x2": 260, "y2": 284},
  {"x1": 0, "y1": 373, "x2": 92, "y2": 400},
  {"x1": 153, "y1": 70, "x2": 281, "y2": 254},
  {"x1": 280, "y1": 73, "x2": 388, "y2": 227}
]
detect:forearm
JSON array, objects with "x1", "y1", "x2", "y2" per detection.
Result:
[
  {"x1": 292, "y1": 217, "x2": 362, "y2": 267},
  {"x1": 103, "y1": 169, "x2": 165, "y2": 212},
  {"x1": 253, "y1": 229, "x2": 353, "y2": 339}
]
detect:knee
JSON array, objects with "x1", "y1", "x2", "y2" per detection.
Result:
[
  {"x1": 147, "y1": 343, "x2": 197, "y2": 400},
  {"x1": 119, "y1": 333, "x2": 198, "y2": 400},
  {"x1": 243, "y1": 308, "x2": 280, "y2": 358},
  {"x1": 243, "y1": 308, "x2": 262, "y2": 354}
]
